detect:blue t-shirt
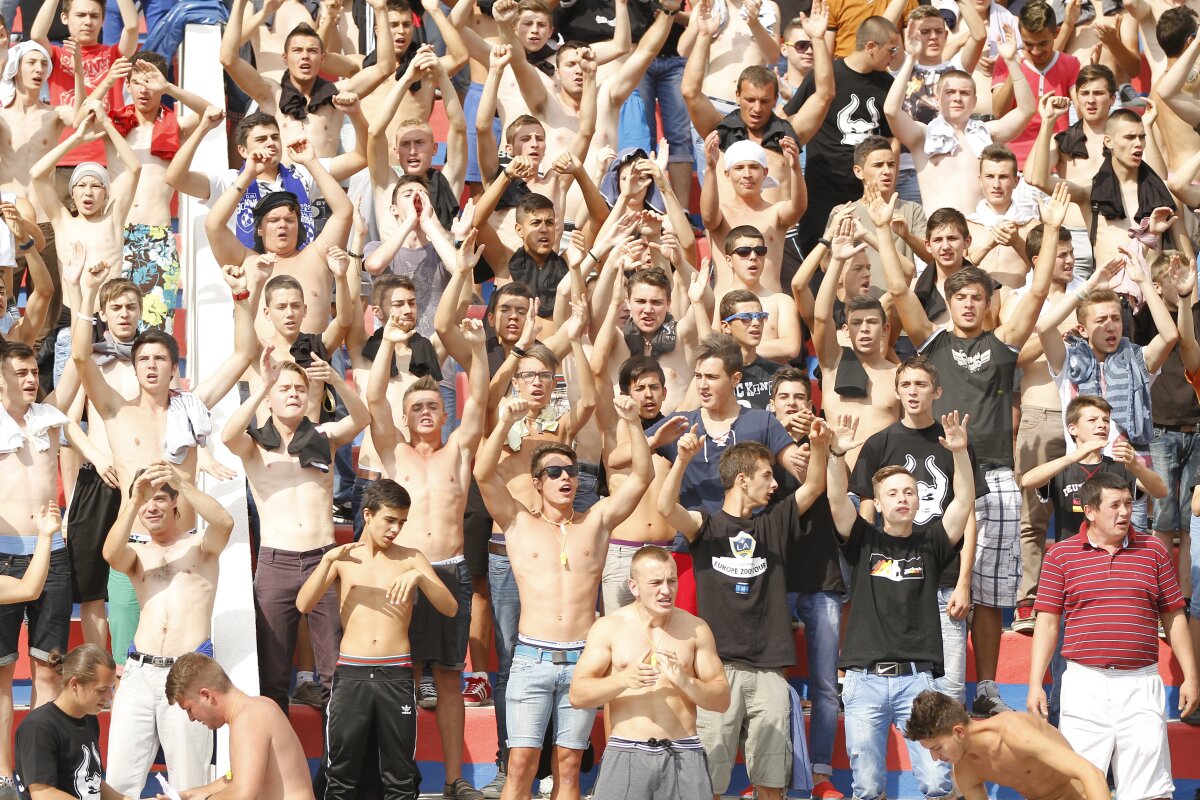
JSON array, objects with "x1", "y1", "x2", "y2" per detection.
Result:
[{"x1": 648, "y1": 408, "x2": 794, "y2": 512}]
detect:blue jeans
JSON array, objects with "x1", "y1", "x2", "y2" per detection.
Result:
[
  {"x1": 1148, "y1": 426, "x2": 1200, "y2": 533},
  {"x1": 895, "y1": 167, "x2": 922, "y2": 204},
  {"x1": 506, "y1": 649, "x2": 596, "y2": 750},
  {"x1": 489, "y1": 551, "x2": 521, "y2": 765},
  {"x1": 0, "y1": 0, "x2": 16, "y2": 29},
  {"x1": 842, "y1": 669, "x2": 954, "y2": 800},
  {"x1": 440, "y1": 358, "x2": 462, "y2": 441},
  {"x1": 637, "y1": 55, "x2": 691, "y2": 155},
  {"x1": 572, "y1": 466, "x2": 601, "y2": 514},
  {"x1": 1192, "y1": 511, "x2": 1200, "y2": 618},
  {"x1": 789, "y1": 591, "x2": 842, "y2": 776},
  {"x1": 104, "y1": 0, "x2": 173, "y2": 42},
  {"x1": 935, "y1": 587, "x2": 967, "y2": 705}
]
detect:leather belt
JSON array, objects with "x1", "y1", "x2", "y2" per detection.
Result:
[
  {"x1": 1158, "y1": 423, "x2": 1200, "y2": 434},
  {"x1": 857, "y1": 661, "x2": 933, "y2": 677},
  {"x1": 355, "y1": 467, "x2": 380, "y2": 480},
  {"x1": 488, "y1": 541, "x2": 507, "y2": 556},
  {"x1": 128, "y1": 650, "x2": 178, "y2": 668}
]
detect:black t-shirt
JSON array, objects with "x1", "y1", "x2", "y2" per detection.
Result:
[
  {"x1": 839, "y1": 517, "x2": 954, "y2": 673},
  {"x1": 770, "y1": 488, "x2": 848, "y2": 594},
  {"x1": 689, "y1": 498, "x2": 803, "y2": 667},
  {"x1": 736, "y1": 356, "x2": 784, "y2": 410},
  {"x1": 555, "y1": 0, "x2": 685, "y2": 56},
  {"x1": 1133, "y1": 301, "x2": 1200, "y2": 426},
  {"x1": 848, "y1": 421, "x2": 987, "y2": 588},
  {"x1": 919, "y1": 328, "x2": 1018, "y2": 467},
  {"x1": 1038, "y1": 457, "x2": 1136, "y2": 540},
  {"x1": 15, "y1": 703, "x2": 103, "y2": 799},
  {"x1": 785, "y1": 60, "x2": 893, "y2": 181}
]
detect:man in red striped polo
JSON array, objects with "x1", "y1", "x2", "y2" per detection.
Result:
[{"x1": 1026, "y1": 471, "x2": 1199, "y2": 800}]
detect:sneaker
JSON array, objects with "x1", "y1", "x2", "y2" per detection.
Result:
[
  {"x1": 290, "y1": 680, "x2": 323, "y2": 708},
  {"x1": 444, "y1": 778, "x2": 484, "y2": 800},
  {"x1": 971, "y1": 681, "x2": 1014, "y2": 717},
  {"x1": 418, "y1": 677, "x2": 438, "y2": 709},
  {"x1": 333, "y1": 504, "x2": 353, "y2": 525},
  {"x1": 811, "y1": 779, "x2": 845, "y2": 799},
  {"x1": 480, "y1": 769, "x2": 506, "y2": 799},
  {"x1": 1182, "y1": 709, "x2": 1200, "y2": 726},
  {"x1": 739, "y1": 786, "x2": 757, "y2": 800},
  {"x1": 463, "y1": 674, "x2": 494, "y2": 707},
  {"x1": 1011, "y1": 604, "x2": 1036, "y2": 635},
  {"x1": 0, "y1": 777, "x2": 16, "y2": 800}
]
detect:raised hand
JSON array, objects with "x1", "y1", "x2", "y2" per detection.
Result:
[
  {"x1": 808, "y1": 418, "x2": 832, "y2": 449},
  {"x1": 455, "y1": 228, "x2": 485, "y2": 275},
  {"x1": 703, "y1": 130, "x2": 721, "y2": 168},
  {"x1": 200, "y1": 106, "x2": 226, "y2": 132},
  {"x1": 688, "y1": 258, "x2": 713, "y2": 305},
  {"x1": 613, "y1": 394, "x2": 640, "y2": 423},
  {"x1": 250, "y1": 252, "x2": 277, "y2": 285},
  {"x1": 386, "y1": 570, "x2": 422, "y2": 605},
  {"x1": 864, "y1": 183, "x2": 898, "y2": 229},
  {"x1": 553, "y1": 152, "x2": 582, "y2": 176},
  {"x1": 1038, "y1": 180, "x2": 1072, "y2": 228},
  {"x1": 305, "y1": 355, "x2": 335, "y2": 384},
  {"x1": 382, "y1": 313, "x2": 414, "y2": 345},
  {"x1": 507, "y1": 155, "x2": 537, "y2": 182},
  {"x1": 132, "y1": 59, "x2": 169, "y2": 93},
  {"x1": 499, "y1": 396, "x2": 533, "y2": 426},
  {"x1": 1147, "y1": 206, "x2": 1176, "y2": 236},
  {"x1": 903, "y1": 19, "x2": 922, "y2": 58},
  {"x1": 830, "y1": 215, "x2": 866, "y2": 262},
  {"x1": 198, "y1": 447, "x2": 238, "y2": 481},
  {"x1": 516, "y1": 298, "x2": 542, "y2": 348},
  {"x1": 489, "y1": 43, "x2": 513, "y2": 70},
  {"x1": 221, "y1": 262, "x2": 249, "y2": 295},
  {"x1": 676, "y1": 423, "x2": 706, "y2": 462},
  {"x1": 779, "y1": 135, "x2": 799, "y2": 168},
  {"x1": 286, "y1": 138, "x2": 316, "y2": 165},
  {"x1": 326, "y1": 246, "x2": 350, "y2": 277},
  {"x1": 1038, "y1": 92, "x2": 1071, "y2": 122},
  {"x1": 460, "y1": 317, "x2": 486, "y2": 348},
  {"x1": 1110, "y1": 437, "x2": 1136, "y2": 465},
  {"x1": 800, "y1": 0, "x2": 829, "y2": 39},
  {"x1": 938, "y1": 411, "x2": 970, "y2": 451},
  {"x1": 1170, "y1": 251, "x2": 1197, "y2": 298},
  {"x1": 492, "y1": 0, "x2": 518, "y2": 26},
  {"x1": 332, "y1": 91, "x2": 361, "y2": 114},
  {"x1": 831, "y1": 413, "x2": 860, "y2": 455},
  {"x1": 451, "y1": 197, "x2": 476, "y2": 242},
  {"x1": 81, "y1": 260, "x2": 109, "y2": 290},
  {"x1": 649, "y1": 415, "x2": 691, "y2": 450},
  {"x1": 997, "y1": 23, "x2": 1018, "y2": 60},
  {"x1": 36, "y1": 503, "x2": 62, "y2": 537},
  {"x1": 562, "y1": 298, "x2": 588, "y2": 340},
  {"x1": 260, "y1": 344, "x2": 281, "y2": 386},
  {"x1": 1087, "y1": 255, "x2": 1126, "y2": 291}
]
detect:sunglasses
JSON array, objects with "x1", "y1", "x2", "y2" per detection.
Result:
[
  {"x1": 539, "y1": 464, "x2": 579, "y2": 479},
  {"x1": 723, "y1": 311, "x2": 770, "y2": 323},
  {"x1": 731, "y1": 245, "x2": 769, "y2": 258},
  {"x1": 785, "y1": 40, "x2": 813, "y2": 52},
  {"x1": 870, "y1": 41, "x2": 900, "y2": 55}
]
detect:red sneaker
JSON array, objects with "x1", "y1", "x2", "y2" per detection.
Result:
[
  {"x1": 462, "y1": 674, "x2": 494, "y2": 707},
  {"x1": 811, "y1": 779, "x2": 845, "y2": 799},
  {"x1": 739, "y1": 786, "x2": 756, "y2": 800},
  {"x1": 1012, "y1": 604, "x2": 1036, "y2": 636}
]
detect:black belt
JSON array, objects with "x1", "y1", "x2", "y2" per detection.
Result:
[
  {"x1": 857, "y1": 661, "x2": 934, "y2": 677},
  {"x1": 578, "y1": 462, "x2": 601, "y2": 477},
  {"x1": 1158, "y1": 422, "x2": 1200, "y2": 434},
  {"x1": 488, "y1": 541, "x2": 507, "y2": 556},
  {"x1": 128, "y1": 650, "x2": 178, "y2": 668}
]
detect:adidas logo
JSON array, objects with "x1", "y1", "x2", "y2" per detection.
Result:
[{"x1": 401, "y1": 705, "x2": 412, "y2": 714}]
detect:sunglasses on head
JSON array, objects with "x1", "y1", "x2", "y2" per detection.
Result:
[
  {"x1": 731, "y1": 245, "x2": 769, "y2": 258},
  {"x1": 785, "y1": 40, "x2": 813, "y2": 52},
  {"x1": 539, "y1": 464, "x2": 579, "y2": 479},
  {"x1": 723, "y1": 311, "x2": 770, "y2": 324}
]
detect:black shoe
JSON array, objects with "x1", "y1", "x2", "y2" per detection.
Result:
[
  {"x1": 332, "y1": 504, "x2": 353, "y2": 525},
  {"x1": 445, "y1": 778, "x2": 484, "y2": 800}
]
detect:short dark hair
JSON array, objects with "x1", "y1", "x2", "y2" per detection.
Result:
[
  {"x1": 718, "y1": 441, "x2": 772, "y2": 490},
  {"x1": 906, "y1": 690, "x2": 970, "y2": 741},
  {"x1": 363, "y1": 478, "x2": 411, "y2": 514},
  {"x1": 736, "y1": 65, "x2": 779, "y2": 97},
  {"x1": 856, "y1": 16, "x2": 899, "y2": 49},
  {"x1": 896, "y1": 353, "x2": 940, "y2": 390},
  {"x1": 370, "y1": 274, "x2": 416, "y2": 309},
  {"x1": 284, "y1": 22, "x2": 324, "y2": 52},
  {"x1": 1065, "y1": 394, "x2": 1112, "y2": 427},
  {"x1": 556, "y1": 40, "x2": 590, "y2": 66},
  {"x1": 1079, "y1": 471, "x2": 1132, "y2": 512},
  {"x1": 845, "y1": 294, "x2": 886, "y2": 321},
  {"x1": 391, "y1": 173, "x2": 428, "y2": 204},
  {"x1": 486, "y1": 281, "x2": 535, "y2": 318},
  {"x1": 618, "y1": 356, "x2": 666, "y2": 395},
  {"x1": 504, "y1": 114, "x2": 545, "y2": 145},
  {"x1": 719, "y1": 289, "x2": 761, "y2": 320},
  {"x1": 926, "y1": 208, "x2": 969, "y2": 239},
  {"x1": 724, "y1": 226, "x2": 765, "y2": 255},
  {"x1": 854, "y1": 136, "x2": 893, "y2": 167},
  {"x1": 1105, "y1": 107, "x2": 1143, "y2": 133},
  {"x1": 694, "y1": 334, "x2": 743, "y2": 378},
  {"x1": 1018, "y1": 1, "x2": 1058, "y2": 33},
  {"x1": 944, "y1": 266, "x2": 993, "y2": 301},
  {"x1": 403, "y1": 375, "x2": 442, "y2": 410},
  {"x1": 1158, "y1": 7, "x2": 1199, "y2": 58},
  {"x1": 1075, "y1": 63, "x2": 1118, "y2": 95},
  {"x1": 979, "y1": 144, "x2": 1017, "y2": 176},
  {"x1": 0, "y1": 341, "x2": 36, "y2": 365},
  {"x1": 627, "y1": 267, "x2": 672, "y2": 298},
  {"x1": 132, "y1": 329, "x2": 180, "y2": 367},
  {"x1": 131, "y1": 50, "x2": 169, "y2": 78},
  {"x1": 516, "y1": 192, "x2": 555, "y2": 223},
  {"x1": 770, "y1": 367, "x2": 809, "y2": 399},
  {"x1": 1024, "y1": 222, "x2": 1072, "y2": 263},
  {"x1": 236, "y1": 112, "x2": 279, "y2": 149},
  {"x1": 264, "y1": 274, "x2": 304, "y2": 305},
  {"x1": 531, "y1": 443, "x2": 577, "y2": 477},
  {"x1": 936, "y1": 68, "x2": 974, "y2": 91}
]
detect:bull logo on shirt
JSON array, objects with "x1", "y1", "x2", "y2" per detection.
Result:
[
  {"x1": 836, "y1": 95, "x2": 881, "y2": 146},
  {"x1": 73, "y1": 743, "x2": 103, "y2": 799},
  {"x1": 903, "y1": 454, "x2": 948, "y2": 526},
  {"x1": 868, "y1": 554, "x2": 925, "y2": 581},
  {"x1": 713, "y1": 531, "x2": 767, "y2": 579}
]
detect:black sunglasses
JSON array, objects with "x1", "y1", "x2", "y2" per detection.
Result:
[
  {"x1": 731, "y1": 245, "x2": 769, "y2": 258},
  {"x1": 539, "y1": 464, "x2": 579, "y2": 479}
]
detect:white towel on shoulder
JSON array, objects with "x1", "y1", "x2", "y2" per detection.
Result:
[
  {"x1": 0, "y1": 402, "x2": 69, "y2": 454},
  {"x1": 164, "y1": 390, "x2": 212, "y2": 464},
  {"x1": 924, "y1": 116, "x2": 992, "y2": 159}
]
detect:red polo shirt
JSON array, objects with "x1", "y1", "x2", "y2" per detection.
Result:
[{"x1": 1034, "y1": 529, "x2": 1184, "y2": 670}]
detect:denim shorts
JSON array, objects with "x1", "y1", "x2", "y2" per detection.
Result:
[
  {"x1": 0, "y1": 548, "x2": 72, "y2": 663},
  {"x1": 1148, "y1": 426, "x2": 1200, "y2": 532},
  {"x1": 505, "y1": 648, "x2": 597, "y2": 750}
]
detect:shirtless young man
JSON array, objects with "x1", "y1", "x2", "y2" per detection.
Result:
[
  {"x1": 222, "y1": 348, "x2": 370, "y2": 711},
  {"x1": 885, "y1": 22, "x2": 1033, "y2": 214},
  {"x1": 101, "y1": 462, "x2": 234, "y2": 796},
  {"x1": 221, "y1": 0, "x2": 393, "y2": 158},
  {"x1": 1153, "y1": 9, "x2": 1200, "y2": 177},
  {"x1": 296, "y1": 479, "x2": 457, "y2": 799},
  {"x1": 700, "y1": 137, "x2": 805, "y2": 296},
  {"x1": 365, "y1": 313, "x2": 489, "y2": 800},
  {"x1": 0, "y1": 342, "x2": 72, "y2": 791},
  {"x1": 1027, "y1": 106, "x2": 1183, "y2": 270},
  {"x1": 569, "y1": 547, "x2": 731, "y2": 800},
  {"x1": 813, "y1": 223, "x2": 900, "y2": 469},
  {"x1": 475, "y1": 393, "x2": 653, "y2": 800},
  {"x1": 965, "y1": 145, "x2": 1039, "y2": 290},
  {"x1": 906, "y1": 689, "x2": 1109, "y2": 800},
  {"x1": 205, "y1": 138, "x2": 353, "y2": 335},
  {"x1": 231, "y1": 0, "x2": 318, "y2": 85},
  {"x1": 714, "y1": 227, "x2": 802, "y2": 362},
  {"x1": 1125, "y1": 0, "x2": 1200, "y2": 81},
  {"x1": 163, "y1": 653, "x2": 316, "y2": 800}
]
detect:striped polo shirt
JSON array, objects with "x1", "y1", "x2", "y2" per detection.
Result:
[{"x1": 1034, "y1": 528, "x2": 1184, "y2": 670}]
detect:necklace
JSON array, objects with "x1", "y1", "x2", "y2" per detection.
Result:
[{"x1": 540, "y1": 508, "x2": 575, "y2": 568}]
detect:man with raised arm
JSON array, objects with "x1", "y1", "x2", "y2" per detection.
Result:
[
  {"x1": 569, "y1": 546, "x2": 731, "y2": 800},
  {"x1": 101, "y1": 461, "x2": 234, "y2": 796},
  {"x1": 364, "y1": 311, "x2": 490, "y2": 800},
  {"x1": 906, "y1": 689, "x2": 1110, "y2": 800},
  {"x1": 220, "y1": 0, "x2": 393, "y2": 158},
  {"x1": 879, "y1": 180, "x2": 1068, "y2": 717},
  {"x1": 884, "y1": 20, "x2": 1033, "y2": 214},
  {"x1": 825, "y1": 410, "x2": 975, "y2": 800},
  {"x1": 163, "y1": 653, "x2": 315, "y2": 800},
  {"x1": 297, "y1": 479, "x2": 457, "y2": 799},
  {"x1": 473, "y1": 393, "x2": 653, "y2": 800},
  {"x1": 655, "y1": 424, "x2": 830, "y2": 800},
  {"x1": 221, "y1": 346, "x2": 370, "y2": 712},
  {"x1": 0, "y1": 343, "x2": 72, "y2": 796},
  {"x1": 205, "y1": 138, "x2": 353, "y2": 337}
]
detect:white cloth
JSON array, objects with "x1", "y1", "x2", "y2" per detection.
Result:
[
  {"x1": 0, "y1": 191, "x2": 15, "y2": 268},
  {"x1": 0, "y1": 402, "x2": 69, "y2": 454},
  {"x1": 1059, "y1": 662, "x2": 1174, "y2": 800},
  {"x1": 164, "y1": 390, "x2": 211, "y2": 464},
  {"x1": 105, "y1": 659, "x2": 214, "y2": 797},
  {"x1": 709, "y1": 0, "x2": 777, "y2": 37},
  {"x1": 966, "y1": 198, "x2": 1038, "y2": 227},
  {"x1": 924, "y1": 116, "x2": 993, "y2": 158},
  {"x1": 0, "y1": 41, "x2": 51, "y2": 108}
]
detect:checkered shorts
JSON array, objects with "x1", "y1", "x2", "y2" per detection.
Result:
[{"x1": 972, "y1": 467, "x2": 1021, "y2": 608}]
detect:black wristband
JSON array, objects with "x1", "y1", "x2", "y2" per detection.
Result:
[
  {"x1": 510, "y1": 345, "x2": 527, "y2": 358},
  {"x1": 818, "y1": 237, "x2": 832, "y2": 249},
  {"x1": 17, "y1": 237, "x2": 34, "y2": 251},
  {"x1": 346, "y1": 250, "x2": 363, "y2": 259}
]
